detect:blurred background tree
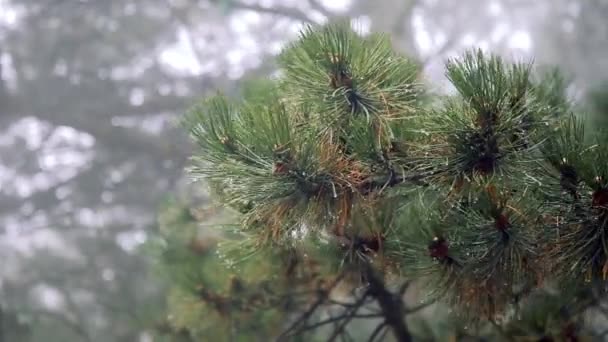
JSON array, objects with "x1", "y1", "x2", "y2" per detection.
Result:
[{"x1": 0, "y1": 0, "x2": 607, "y2": 341}]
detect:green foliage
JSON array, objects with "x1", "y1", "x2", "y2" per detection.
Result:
[
  {"x1": 446, "y1": 50, "x2": 532, "y2": 119},
  {"x1": 149, "y1": 199, "x2": 324, "y2": 341},
  {"x1": 159, "y1": 21, "x2": 608, "y2": 340},
  {"x1": 279, "y1": 24, "x2": 421, "y2": 121},
  {"x1": 585, "y1": 81, "x2": 608, "y2": 137}
]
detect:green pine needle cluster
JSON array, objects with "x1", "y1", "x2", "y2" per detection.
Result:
[{"x1": 163, "y1": 21, "x2": 608, "y2": 340}]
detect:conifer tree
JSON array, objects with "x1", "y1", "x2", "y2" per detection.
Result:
[{"x1": 152, "y1": 22, "x2": 608, "y2": 341}]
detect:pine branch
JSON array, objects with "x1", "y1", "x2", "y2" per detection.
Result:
[
  {"x1": 277, "y1": 272, "x2": 346, "y2": 339},
  {"x1": 175, "y1": 22, "x2": 608, "y2": 339},
  {"x1": 363, "y1": 263, "x2": 413, "y2": 342},
  {"x1": 358, "y1": 167, "x2": 444, "y2": 195}
]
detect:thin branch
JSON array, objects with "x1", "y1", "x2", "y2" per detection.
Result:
[
  {"x1": 278, "y1": 292, "x2": 327, "y2": 338},
  {"x1": 288, "y1": 309, "x2": 377, "y2": 336},
  {"x1": 308, "y1": 0, "x2": 333, "y2": 18},
  {"x1": 358, "y1": 167, "x2": 444, "y2": 195},
  {"x1": 368, "y1": 322, "x2": 387, "y2": 342},
  {"x1": 405, "y1": 299, "x2": 436, "y2": 314},
  {"x1": 328, "y1": 298, "x2": 375, "y2": 309},
  {"x1": 297, "y1": 314, "x2": 352, "y2": 334},
  {"x1": 399, "y1": 280, "x2": 411, "y2": 296},
  {"x1": 327, "y1": 292, "x2": 371, "y2": 342},
  {"x1": 227, "y1": 2, "x2": 315, "y2": 24},
  {"x1": 376, "y1": 326, "x2": 390, "y2": 342},
  {"x1": 364, "y1": 263, "x2": 413, "y2": 342},
  {"x1": 277, "y1": 272, "x2": 346, "y2": 340}
]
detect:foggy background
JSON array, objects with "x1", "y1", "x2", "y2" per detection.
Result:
[{"x1": 0, "y1": 0, "x2": 606, "y2": 341}]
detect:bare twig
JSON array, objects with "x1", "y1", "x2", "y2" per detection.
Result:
[
  {"x1": 368, "y1": 322, "x2": 387, "y2": 342},
  {"x1": 376, "y1": 326, "x2": 390, "y2": 342},
  {"x1": 225, "y1": 1, "x2": 316, "y2": 24},
  {"x1": 290, "y1": 304, "x2": 377, "y2": 337},
  {"x1": 290, "y1": 313, "x2": 352, "y2": 335},
  {"x1": 327, "y1": 292, "x2": 371, "y2": 342},
  {"x1": 277, "y1": 272, "x2": 346, "y2": 340},
  {"x1": 328, "y1": 297, "x2": 375, "y2": 309}
]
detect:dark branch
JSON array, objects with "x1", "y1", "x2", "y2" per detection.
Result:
[
  {"x1": 328, "y1": 298, "x2": 375, "y2": 309},
  {"x1": 364, "y1": 264, "x2": 413, "y2": 342},
  {"x1": 358, "y1": 167, "x2": 444, "y2": 195},
  {"x1": 291, "y1": 301, "x2": 376, "y2": 337},
  {"x1": 290, "y1": 314, "x2": 352, "y2": 335},
  {"x1": 278, "y1": 273, "x2": 346, "y2": 340},
  {"x1": 368, "y1": 322, "x2": 388, "y2": 342},
  {"x1": 327, "y1": 292, "x2": 371, "y2": 342}
]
